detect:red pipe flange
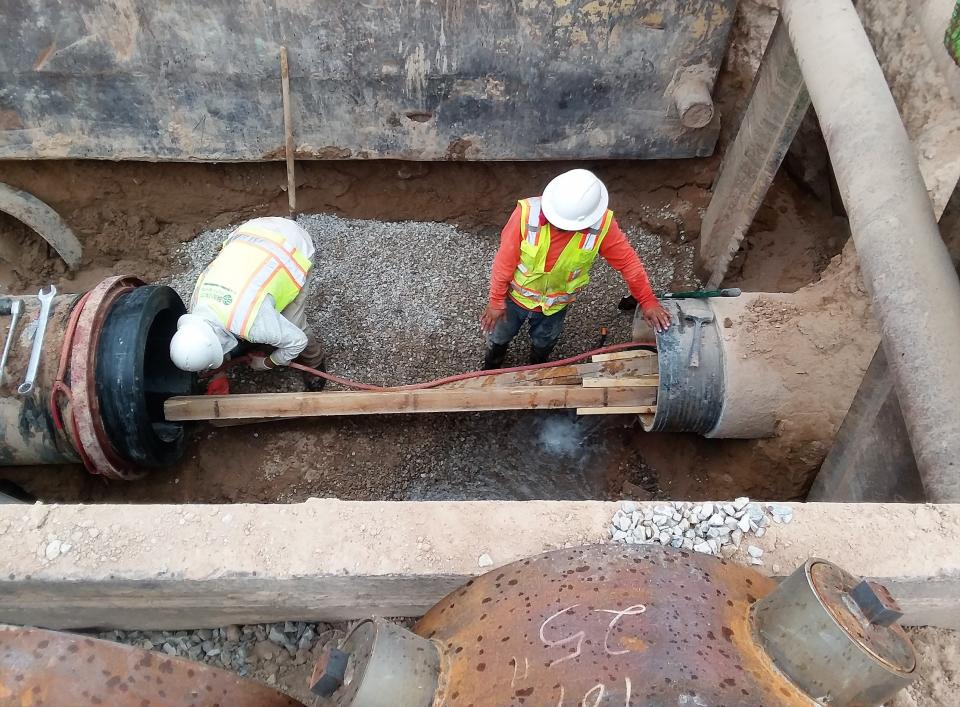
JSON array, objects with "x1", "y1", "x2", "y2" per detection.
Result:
[{"x1": 61, "y1": 275, "x2": 145, "y2": 480}]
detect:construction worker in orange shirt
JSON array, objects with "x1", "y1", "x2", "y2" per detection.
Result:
[{"x1": 481, "y1": 169, "x2": 671, "y2": 369}]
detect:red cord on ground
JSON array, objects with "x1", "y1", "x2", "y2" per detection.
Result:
[{"x1": 286, "y1": 341, "x2": 657, "y2": 391}]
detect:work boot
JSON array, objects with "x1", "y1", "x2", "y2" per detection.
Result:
[
  {"x1": 302, "y1": 356, "x2": 327, "y2": 393},
  {"x1": 529, "y1": 345, "x2": 553, "y2": 365},
  {"x1": 483, "y1": 343, "x2": 509, "y2": 370}
]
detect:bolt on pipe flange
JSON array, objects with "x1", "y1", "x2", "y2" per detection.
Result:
[
  {"x1": 752, "y1": 558, "x2": 916, "y2": 705},
  {"x1": 313, "y1": 617, "x2": 440, "y2": 707}
]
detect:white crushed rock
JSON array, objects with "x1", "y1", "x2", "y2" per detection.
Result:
[
  {"x1": 163, "y1": 213, "x2": 698, "y2": 388},
  {"x1": 608, "y1": 498, "x2": 792, "y2": 561}
]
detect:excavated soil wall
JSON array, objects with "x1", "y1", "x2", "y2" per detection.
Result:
[{"x1": 0, "y1": 157, "x2": 852, "y2": 504}]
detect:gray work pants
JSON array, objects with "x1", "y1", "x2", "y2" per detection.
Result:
[{"x1": 281, "y1": 269, "x2": 325, "y2": 366}]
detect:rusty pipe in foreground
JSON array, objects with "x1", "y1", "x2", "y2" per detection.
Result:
[
  {"x1": 0, "y1": 624, "x2": 303, "y2": 706},
  {"x1": 316, "y1": 545, "x2": 916, "y2": 706},
  {"x1": 778, "y1": 0, "x2": 960, "y2": 501}
]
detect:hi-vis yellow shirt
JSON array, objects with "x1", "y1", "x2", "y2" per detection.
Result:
[{"x1": 508, "y1": 197, "x2": 613, "y2": 315}]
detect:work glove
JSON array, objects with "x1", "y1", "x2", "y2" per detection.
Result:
[
  {"x1": 248, "y1": 354, "x2": 276, "y2": 372},
  {"x1": 205, "y1": 373, "x2": 230, "y2": 396}
]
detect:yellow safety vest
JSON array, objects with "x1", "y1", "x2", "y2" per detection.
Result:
[
  {"x1": 509, "y1": 197, "x2": 614, "y2": 315},
  {"x1": 191, "y1": 222, "x2": 312, "y2": 338}
]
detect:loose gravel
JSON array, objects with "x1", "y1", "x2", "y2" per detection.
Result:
[
  {"x1": 99, "y1": 621, "x2": 343, "y2": 700},
  {"x1": 160, "y1": 213, "x2": 697, "y2": 501},
  {"x1": 164, "y1": 213, "x2": 698, "y2": 388},
  {"x1": 608, "y1": 498, "x2": 794, "y2": 562}
]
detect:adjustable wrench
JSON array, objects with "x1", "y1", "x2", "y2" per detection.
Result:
[
  {"x1": 18, "y1": 285, "x2": 56, "y2": 396},
  {"x1": 0, "y1": 299, "x2": 23, "y2": 386}
]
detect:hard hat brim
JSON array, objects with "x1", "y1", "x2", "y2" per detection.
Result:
[{"x1": 541, "y1": 179, "x2": 609, "y2": 232}]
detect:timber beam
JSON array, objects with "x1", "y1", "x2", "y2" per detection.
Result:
[
  {"x1": 696, "y1": 18, "x2": 809, "y2": 287},
  {"x1": 164, "y1": 385, "x2": 657, "y2": 422},
  {"x1": 0, "y1": 500, "x2": 957, "y2": 630}
]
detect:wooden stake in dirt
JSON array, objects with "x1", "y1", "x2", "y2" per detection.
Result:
[
  {"x1": 279, "y1": 46, "x2": 296, "y2": 215},
  {"x1": 164, "y1": 386, "x2": 655, "y2": 422}
]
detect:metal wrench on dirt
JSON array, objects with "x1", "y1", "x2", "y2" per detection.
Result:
[
  {"x1": 18, "y1": 285, "x2": 56, "y2": 396},
  {"x1": 0, "y1": 299, "x2": 23, "y2": 386}
]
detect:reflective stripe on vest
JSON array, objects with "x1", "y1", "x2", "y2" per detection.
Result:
[
  {"x1": 510, "y1": 198, "x2": 614, "y2": 315},
  {"x1": 225, "y1": 256, "x2": 285, "y2": 334},
  {"x1": 225, "y1": 234, "x2": 308, "y2": 288},
  {"x1": 525, "y1": 198, "x2": 542, "y2": 246},
  {"x1": 193, "y1": 227, "x2": 312, "y2": 338},
  {"x1": 508, "y1": 280, "x2": 576, "y2": 307}
]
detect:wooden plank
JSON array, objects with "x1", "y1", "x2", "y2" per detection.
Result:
[
  {"x1": 585, "y1": 359, "x2": 658, "y2": 378},
  {"x1": 164, "y1": 386, "x2": 657, "y2": 421},
  {"x1": 443, "y1": 360, "x2": 626, "y2": 389},
  {"x1": 577, "y1": 406, "x2": 657, "y2": 416},
  {"x1": 1, "y1": 501, "x2": 957, "y2": 630},
  {"x1": 279, "y1": 46, "x2": 297, "y2": 215},
  {"x1": 591, "y1": 349, "x2": 656, "y2": 363},
  {"x1": 442, "y1": 363, "x2": 591, "y2": 389},
  {"x1": 582, "y1": 375, "x2": 659, "y2": 388}
]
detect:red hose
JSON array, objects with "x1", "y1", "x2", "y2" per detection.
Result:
[
  {"x1": 48, "y1": 291, "x2": 98, "y2": 472},
  {"x1": 286, "y1": 341, "x2": 657, "y2": 391}
]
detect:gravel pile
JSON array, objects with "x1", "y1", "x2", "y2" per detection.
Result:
[
  {"x1": 99, "y1": 621, "x2": 341, "y2": 688},
  {"x1": 608, "y1": 498, "x2": 794, "y2": 563},
  {"x1": 161, "y1": 212, "x2": 698, "y2": 501},
  {"x1": 164, "y1": 213, "x2": 698, "y2": 388}
]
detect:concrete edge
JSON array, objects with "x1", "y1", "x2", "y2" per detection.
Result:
[{"x1": 0, "y1": 500, "x2": 957, "y2": 629}]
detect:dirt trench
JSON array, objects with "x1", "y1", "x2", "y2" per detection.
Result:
[{"x1": 0, "y1": 158, "x2": 850, "y2": 504}]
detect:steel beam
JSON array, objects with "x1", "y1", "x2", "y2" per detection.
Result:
[{"x1": 696, "y1": 19, "x2": 809, "y2": 288}]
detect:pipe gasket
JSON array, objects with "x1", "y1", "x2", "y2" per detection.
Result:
[{"x1": 642, "y1": 299, "x2": 724, "y2": 434}]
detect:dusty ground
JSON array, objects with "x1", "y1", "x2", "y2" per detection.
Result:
[
  {"x1": 0, "y1": 157, "x2": 847, "y2": 504},
  {"x1": 891, "y1": 627, "x2": 960, "y2": 707}
]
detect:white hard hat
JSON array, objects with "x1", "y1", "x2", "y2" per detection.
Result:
[
  {"x1": 169, "y1": 314, "x2": 224, "y2": 372},
  {"x1": 540, "y1": 169, "x2": 610, "y2": 231}
]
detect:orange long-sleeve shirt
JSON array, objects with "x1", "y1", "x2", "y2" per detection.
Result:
[{"x1": 489, "y1": 204, "x2": 659, "y2": 310}]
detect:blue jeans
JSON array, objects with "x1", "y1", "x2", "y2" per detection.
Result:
[{"x1": 488, "y1": 297, "x2": 568, "y2": 351}]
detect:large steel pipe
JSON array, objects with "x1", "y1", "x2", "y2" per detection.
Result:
[
  {"x1": 0, "y1": 277, "x2": 193, "y2": 479},
  {"x1": 316, "y1": 545, "x2": 917, "y2": 706},
  {"x1": 779, "y1": 0, "x2": 960, "y2": 501},
  {"x1": 634, "y1": 294, "x2": 869, "y2": 444}
]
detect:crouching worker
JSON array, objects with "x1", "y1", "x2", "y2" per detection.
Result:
[{"x1": 169, "y1": 217, "x2": 326, "y2": 388}]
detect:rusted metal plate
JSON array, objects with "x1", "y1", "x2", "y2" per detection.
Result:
[
  {"x1": 67, "y1": 275, "x2": 144, "y2": 480},
  {"x1": 415, "y1": 544, "x2": 812, "y2": 706},
  {"x1": 0, "y1": 0, "x2": 735, "y2": 161},
  {"x1": 0, "y1": 624, "x2": 304, "y2": 706}
]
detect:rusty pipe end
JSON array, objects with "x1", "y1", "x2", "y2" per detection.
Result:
[{"x1": 311, "y1": 617, "x2": 440, "y2": 707}]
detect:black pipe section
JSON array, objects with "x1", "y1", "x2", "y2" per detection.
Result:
[{"x1": 96, "y1": 285, "x2": 194, "y2": 468}]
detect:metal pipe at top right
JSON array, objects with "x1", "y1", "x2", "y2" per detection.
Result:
[{"x1": 778, "y1": 0, "x2": 960, "y2": 501}]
